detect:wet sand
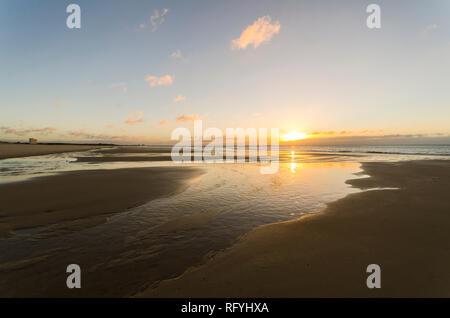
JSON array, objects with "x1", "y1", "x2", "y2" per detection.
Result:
[
  {"x1": 0, "y1": 167, "x2": 203, "y2": 238},
  {"x1": 0, "y1": 158, "x2": 360, "y2": 297},
  {"x1": 96, "y1": 146, "x2": 171, "y2": 154},
  {"x1": 139, "y1": 160, "x2": 450, "y2": 297},
  {"x1": 0, "y1": 143, "x2": 110, "y2": 159},
  {"x1": 73, "y1": 145, "x2": 363, "y2": 163},
  {"x1": 75, "y1": 155, "x2": 174, "y2": 162}
]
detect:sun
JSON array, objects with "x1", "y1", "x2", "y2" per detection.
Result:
[{"x1": 280, "y1": 131, "x2": 308, "y2": 142}]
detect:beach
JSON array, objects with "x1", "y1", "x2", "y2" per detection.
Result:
[
  {"x1": 0, "y1": 143, "x2": 110, "y2": 159},
  {"x1": 139, "y1": 160, "x2": 450, "y2": 297},
  {"x1": 2, "y1": 0, "x2": 450, "y2": 304},
  {"x1": 0, "y1": 145, "x2": 362, "y2": 297},
  {"x1": 1, "y1": 145, "x2": 450, "y2": 297}
]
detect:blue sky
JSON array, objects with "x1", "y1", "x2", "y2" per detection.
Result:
[{"x1": 1, "y1": 0, "x2": 449, "y2": 144}]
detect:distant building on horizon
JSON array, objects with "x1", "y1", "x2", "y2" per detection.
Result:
[{"x1": 29, "y1": 138, "x2": 38, "y2": 144}]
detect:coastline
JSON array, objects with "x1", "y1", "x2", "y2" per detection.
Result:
[
  {"x1": 0, "y1": 143, "x2": 111, "y2": 160},
  {"x1": 138, "y1": 159, "x2": 450, "y2": 297}
]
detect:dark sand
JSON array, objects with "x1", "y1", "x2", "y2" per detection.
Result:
[
  {"x1": 0, "y1": 167, "x2": 203, "y2": 238},
  {"x1": 75, "y1": 156, "x2": 174, "y2": 162},
  {"x1": 95, "y1": 146, "x2": 170, "y2": 154},
  {"x1": 139, "y1": 160, "x2": 450, "y2": 297},
  {"x1": 74, "y1": 145, "x2": 362, "y2": 163},
  {"x1": 0, "y1": 143, "x2": 110, "y2": 159}
]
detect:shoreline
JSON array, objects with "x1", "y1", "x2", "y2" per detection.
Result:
[
  {"x1": 0, "y1": 143, "x2": 112, "y2": 160},
  {"x1": 138, "y1": 159, "x2": 450, "y2": 297}
]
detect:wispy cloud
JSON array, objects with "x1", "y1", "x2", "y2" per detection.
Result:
[
  {"x1": 176, "y1": 114, "x2": 200, "y2": 123},
  {"x1": 232, "y1": 16, "x2": 280, "y2": 50},
  {"x1": 69, "y1": 129, "x2": 92, "y2": 138},
  {"x1": 145, "y1": 74, "x2": 173, "y2": 87},
  {"x1": 54, "y1": 100, "x2": 68, "y2": 108},
  {"x1": 124, "y1": 111, "x2": 144, "y2": 125},
  {"x1": 150, "y1": 8, "x2": 169, "y2": 32},
  {"x1": 173, "y1": 95, "x2": 186, "y2": 102},
  {"x1": 421, "y1": 24, "x2": 439, "y2": 36},
  {"x1": 0, "y1": 126, "x2": 57, "y2": 136},
  {"x1": 138, "y1": 8, "x2": 168, "y2": 31},
  {"x1": 159, "y1": 120, "x2": 168, "y2": 125},
  {"x1": 68, "y1": 129, "x2": 137, "y2": 141},
  {"x1": 111, "y1": 82, "x2": 127, "y2": 93},
  {"x1": 308, "y1": 129, "x2": 384, "y2": 136},
  {"x1": 170, "y1": 49, "x2": 183, "y2": 59}
]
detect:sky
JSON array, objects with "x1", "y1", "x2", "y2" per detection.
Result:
[{"x1": 1, "y1": 0, "x2": 449, "y2": 144}]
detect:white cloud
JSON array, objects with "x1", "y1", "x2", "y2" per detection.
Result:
[
  {"x1": 145, "y1": 75, "x2": 173, "y2": 87},
  {"x1": 232, "y1": 16, "x2": 280, "y2": 50}
]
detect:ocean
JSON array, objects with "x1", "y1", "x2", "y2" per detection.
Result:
[{"x1": 1, "y1": 144, "x2": 449, "y2": 184}]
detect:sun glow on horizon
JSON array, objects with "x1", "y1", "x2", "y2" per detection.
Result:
[{"x1": 280, "y1": 131, "x2": 308, "y2": 142}]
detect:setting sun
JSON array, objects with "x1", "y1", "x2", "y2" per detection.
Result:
[{"x1": 281, "y1": 131, "x2": 308, "y2": 142}]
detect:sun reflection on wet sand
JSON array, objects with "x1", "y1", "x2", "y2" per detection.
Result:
[{"x1": 290, "y1": 162, "x2": 296, "y2": 173}]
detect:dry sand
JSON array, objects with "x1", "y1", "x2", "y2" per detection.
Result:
[
  {"x1": 0, "y1": 167, "x2": 203, "y2": 238},
  {"x1": 0, "y1": 143, "x2": 110, "y2": 159},
  {"x1": 139, "y1": 160, "x2": 450, "y2": 297}
]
